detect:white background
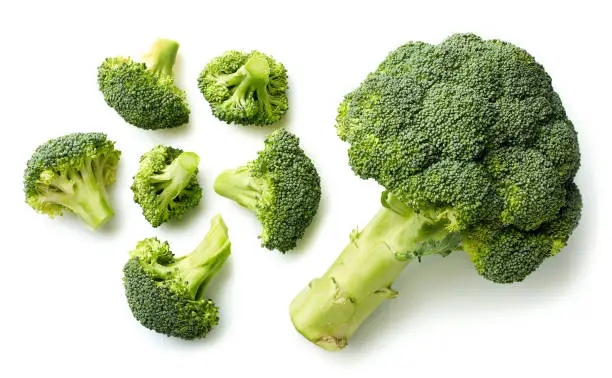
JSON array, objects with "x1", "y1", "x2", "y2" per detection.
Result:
[{"x1": 1, "y1": 0, "x2": 610, "y2": 377}]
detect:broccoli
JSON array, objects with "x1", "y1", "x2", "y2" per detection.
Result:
[
  {"x1": 23, "y1": 132, "x2": 121, "y2": 230},
  {"x1": 98, "y1": 38, "x2": 190, "y2": 130},
  {"x1": 290, "y1": 33, "x2": 582, "y2": 350},
  {"x1": 197, "y1": 50, "x2": 288, "y2": 126},
  {"x1": 131, "y1": 145, "x2": 202, "y2": 227},
  {"x1": 214, "y1": 129, "x2": 321, "y2": 252},
  {"x1": 123, "y1": 214, "x2": 231, "y2": 339}
]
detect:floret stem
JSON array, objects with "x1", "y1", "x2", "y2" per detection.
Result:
[
  {"x1": 44, "y1": 161, "x2": 114, "y2": 229},
  {"x1": 146, "y1": 38, "x2": 180, "y2": 78},
  {"x1": 174, "y1": 215, "x2": 231, "y2": 299},
  {"x1": 213, "y1": 166, "x2": 265, "y2": 212},
  {"x1": 244, "y1": 53, "x2": 271, "y2": 84},
  {"x1": 290, "y1": 193, "x2": 458, "y2": 351},
  {"x1": 150, "y1": 152, "x2": 200, "y2": 206},
  {"x1": 220, "y1": 53, "x2": 271, "y2": 111}
]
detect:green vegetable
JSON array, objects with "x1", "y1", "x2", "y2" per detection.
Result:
[
  {"x1": 24, "y1": 132, "x2": 121, "y2": 229},
  {"x1": 290, "y1": 33, "x2": 582, "y2": 350},
  {"x1": 131, "y1": 145, "x2": 202, "y2": 227},
  {"x1": 214, "y1": 129, "x2": 321, "y2": 252},
  {"x1": 98, "y1": 38, "x2": 190, "y2": 130},
  {"x1": 123, "y1": 214, "x2": 231, "y2": 339},
  {"x1": 198, "y1": 50, "x2": 288, "y2": 126}
]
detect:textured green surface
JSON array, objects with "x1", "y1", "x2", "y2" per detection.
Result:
[{"x1": 198, "y1": 50, "x2": 288, "y2": 126}]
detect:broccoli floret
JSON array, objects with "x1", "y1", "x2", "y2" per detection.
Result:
[
  {"x1": 123, "y1": 215, "x2": 231, "y2": 339},
  {"x1": 290, "y1": 33, "x2": 582, "y2": 350},
  {"x1": 213, "y1": 129, "x2": 320, "y2": 252},
  {"x1": 131, "y1": 145, "x2": 202, "y2": 227},
  {"x1": 197, "y1": 50, "x2": 288, "y2": 126},
  {"x1": 98, "y1": 38, "x2": 190, "y2": 130},
  {"x1": 464, "y1": 182, "x2": 582, "y2": 283},
  {"x1": 23, "y1": 132, "x2": 121, "y2": 229}
]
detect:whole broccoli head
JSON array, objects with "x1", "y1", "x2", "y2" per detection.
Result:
[
  {"x1": 197, "y1": 50, "x2": 288, "y2": 126},
  {"x1": 123, "y1": 215, "x2": 231, "y2": 339},
  {"x1": 290, "y1": 33, "x2": 582, "y2": 351},
  {"x1": 336, "y1": 33, "x2": 581, "y2": 283},
  {"x1": 131, "y1": 145, "x2": 202, "y2": 227},
  {"x1": 24, "y1": 132, "x2": 121, "y2": 229},
  {"x1": 98, "y1": 38, "x2": 190, "y2": 130},
  {"x1": 214, "y1": 129, "x2": 321, "y2": 252}
]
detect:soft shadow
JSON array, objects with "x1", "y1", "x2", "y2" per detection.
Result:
[
  {"x1": 48, "y1": 209, "x2": 121, "y2": 236},
  {"x1": 92, "y1": 176, "x2": 123, "y2": 235},
  {"x1": 336, "y1": 209, "x2": 594, "y2": 353},
  {"x1": 173, "y1": 50, "x2": 189, "y2": 91},
  {"x1": 96, "y1": 212, "x2": 121, "y2": 235},
  {"x1": 136, "y1": 318, "x2": 229, "y2": 350},
  {"x1": 331, "y1": 161, "x2": 598, "y2": 353},
  {"x1": 232, "y1": 106, "x2": 291, "y2": 139},
  {"x1": 143, "y1": 122, "x2": 191, "y2": 140}
]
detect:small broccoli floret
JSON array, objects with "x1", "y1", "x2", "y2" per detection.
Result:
[
  {"x1": 214, "y1": 129, "x2": 320, "y2": 252},
  {"x1": 131, "y1": 145, "x2": 202, "y2": 227},
  {"x1": 123, "y1": 215, "x2": 231, "y2": 339},
  {"x1": 197, "y1": 50, "x2": 288, "y2": 126},
  {"x1": 98, "y1": 38, "x2": 190, "y2": 130},
  {"x1": 291, "y1": 33, "x2": 582, "y2": 350},
  {"x1": 23, "y1": 132, "x2": 121, "y2": 229}
]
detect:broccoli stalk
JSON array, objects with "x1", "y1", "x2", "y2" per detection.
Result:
[
  {"x1": 148, "y1": 151, "x2": 200, "y2": 209},
  {"x1": 290, "y1": 193, "x2": 458, "y2": 350},
  {"x1": 174, "y1": 216, "x2": 230, "y2": 299},
  {"x1": 145, "y1": 39, "x2": 180, "y2": 80},
  {"x1": 213, "y1": 166, "x2": 266, "y2": 211},
  {"x1": 40, "y1": 160, "x2": 114, "y2": 229}
]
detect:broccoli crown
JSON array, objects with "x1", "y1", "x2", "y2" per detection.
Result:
[
  {"x1": 197, "y1": 50, "x2": 288, "y2": 126},
  {"x1": 23, "y1": 132, "x2": 121, "y2": 229},
  {"x1": 214, "y1": 129, "x2": 321, "y2": 252},
  {"x1": 123, "y1": 215, "x2": 231, "y2": 339},
  {"x1": 336, "y1": 33, "x2": 581, "y2": 283},
  {"x1": 131, "y1": 145, "x2": 202, "y2": 227},
  {"x1": 98, "y1": 39, "x2": 190, "y2": 130}
]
